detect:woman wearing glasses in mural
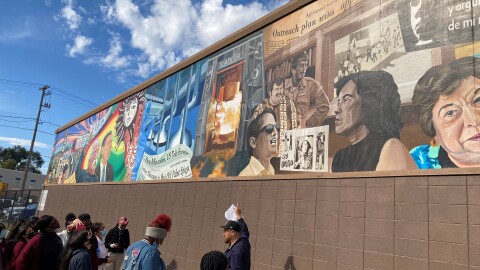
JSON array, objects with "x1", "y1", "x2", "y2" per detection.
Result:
[
  {"x1": 239, "y1": 105, "x2": 279, "y2": 176},
  {"x1": 411, "y1": 57, "x2": 480, "y2": 168},
  {"x1": 115, "y1": 91, "x2": 146, "y2": 180}
]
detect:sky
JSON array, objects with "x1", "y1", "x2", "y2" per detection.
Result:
[{"x1": 0, "y1": 0, "x2": 288, "y2": 174}]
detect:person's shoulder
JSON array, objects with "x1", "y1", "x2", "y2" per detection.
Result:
[
  {"x1": 72, "y1": 248, "x2": 89, "y2": 257},
  {"x1": 382, "y1": 138, "x2": 407, "y2": 153}
]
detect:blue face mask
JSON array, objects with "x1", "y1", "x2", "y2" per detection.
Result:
[
  {"x1": 101, "y1": 229, "x2": 107, "y2": 238},
  {"x1": 0, "y1": 229, "x2": 7, "y2": 239}
]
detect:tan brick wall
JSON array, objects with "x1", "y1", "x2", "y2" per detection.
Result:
[{"x1": 41, "y1": 174, "x2": 480, "y2": 269}]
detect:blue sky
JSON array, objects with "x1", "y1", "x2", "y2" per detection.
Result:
[{"x1": 0, "y1": 0, "x2": 287, "y2": 174}]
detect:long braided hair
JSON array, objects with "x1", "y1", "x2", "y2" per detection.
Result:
[{"x1": 200, "y1": 250, "x2": 228, "y2": 270}]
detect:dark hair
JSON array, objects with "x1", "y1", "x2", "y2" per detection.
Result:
[
  {"x1": 300, "y1": 140, "x2": 312, "y2": 154},
  {"x1": 6, "y1": 219, "x2": 25, "y2": 241},
  {"x1": 91, "y1": 222, "x2": 104, "y2": 234},
  {"x1": 412, "y1": 57, "x2": 480, "y2": 137},
  {"x1": 14, "y1": 225, "x2": 29, "y2": 243},
  {"x1": 26, "y1": 216, "x2": 39, "y2": 232},
  {"x1": 291, "y1": 52, "x2": 309, "y2": 68},
  {"x1": 267, "y1": 77, "x2": 284, "y2": 97},
  {"x1": 36, "y1": 215, "x2": 56, "y2": 232},
  {"x1": 247, "y1": 107, "x2": 277, "y2": 156},
  {"x1": 60, "y1": 231, "x2": 89, "y2": 270},
  {"x1": 200, "y1": 251, "x2": 228, "y2": 270},
  {"x1": 78, "y1": 213, "x2": 90, "y2": 221},
  {"x1": 64, "y1": 213, "x2": 76, "y2": 228},
  {"x1": 102, "y1": 131, "x2": 113, "y2": 147},
  {"x1": 334, "y1": 70, "x2": 402, "y2": 139}
]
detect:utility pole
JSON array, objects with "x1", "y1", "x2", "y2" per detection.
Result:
[{"x1": 21, "y1": 85, "x2": 51, "y2": 194}]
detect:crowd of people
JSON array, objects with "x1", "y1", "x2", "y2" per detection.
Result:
[{"x1": 0, "y1": 204, "x2": 250, "y2": 270}]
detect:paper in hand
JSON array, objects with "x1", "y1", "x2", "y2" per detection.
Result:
[{"x1": 225, "y1": 204, "x2": 238, "y2": 221}]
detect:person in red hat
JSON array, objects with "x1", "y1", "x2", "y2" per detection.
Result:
[
  {"x1": 105, "y1": 217, "x2": 130, "y2": 270},
  {"x1": 122, "y1": 214, "x2": 172, "y2": 270}
]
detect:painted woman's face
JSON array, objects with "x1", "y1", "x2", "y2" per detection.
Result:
[
  {"x1": 123, "y1": 98, "x2": 138, "y2": 127},
  {"x1": 432, "y1": 76, "x2": 480, "y2": 166}
]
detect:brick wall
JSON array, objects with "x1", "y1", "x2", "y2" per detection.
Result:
[{"x1": 42, "y1": 174, "x2": 480, "y2": 269}]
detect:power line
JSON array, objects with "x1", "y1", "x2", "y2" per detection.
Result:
[
  {"x1": 0, "y1": 78, "x2": 44, "y2": 88},
  {"x1": 0, "y1": 78, "x2": 100, "y2": 108},
  {"x1": 0, "y1": 118, "x2": 35, "y2": 123},
  {"x1": 40, "y1": 120, "x2": 61, "y2": 127},
  {"x1": 0, "y1": 114, "x2": 61, "y2": 127},
  {"x1": 51, "y1": 91, "x2": 96, "y2": 109},
  {"x1": 0, "y1": 124, "x2": 55, "y2": 136},
  {"x1": 0, "y1": 114, "x2": 35, "y2": 120},
  {"x1": 50, "y1": 86, "x2": 99, "y2": 107}
]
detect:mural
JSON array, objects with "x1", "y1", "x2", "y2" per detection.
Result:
[
  {"x1": 133, "y1": 60, "x2": 207, "y2": 180},
  {"x1": 48, "y1": 0, "x2": 480, "y2": 184}
]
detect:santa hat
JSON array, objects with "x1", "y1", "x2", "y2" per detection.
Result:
[{"x1": 145, "y1": 214, "x2": 172, "y2": 240}]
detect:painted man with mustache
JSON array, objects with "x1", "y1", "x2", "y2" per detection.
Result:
[
  {"x1": 284, "y1": 52, "x2": 330, "y2": 128},
  {"x1": 239, "y1": 106, "x2": 279, "y2": 176},
  {"x1": 260, "y1": 77, "x2": 298, "y2": 153}
]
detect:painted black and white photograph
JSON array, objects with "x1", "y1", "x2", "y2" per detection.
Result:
[
  {"x1": 280, "y1": 126, "x2": 329, "y2": 172},
  {"x1": 397, "y1": 0, "x2": 480, "y2": 52}
]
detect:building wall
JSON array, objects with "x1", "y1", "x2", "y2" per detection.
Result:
[
  {"x1": 41, "y1": 172, "x2": 480, "y2": 269},
  {"x1": 0, "y1": 168, "x2": 45, "y2": 190},
  {"x1": 48, "y1": 0, "x2": 480, "y2": 186}
]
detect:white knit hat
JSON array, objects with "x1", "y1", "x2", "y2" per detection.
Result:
[{"x1": 145, "y1": 227, "x2": 167, "y2": 240}]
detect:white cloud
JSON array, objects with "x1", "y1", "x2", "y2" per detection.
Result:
[
  {"x1": 100, "y1": 1, "x2": 117, "y2": 24},
  {"x1": 44, "y1": 0, "x2": 53, "y2": 7},
  {"x1": 0, "y1": 137, "x2": 50, "y2": 149},
  {"x1": 111, "y1": 0, "x2": 282, "y2": 78},
  {"x1": 67, "y1": 34, "x2": 93, "y2": 57},
  {"x1": 83, "y1": 32, "x2": 131, "y2": 69},
  {"x1": 59, "y1": 1, "x2": 83, "y2": 30},
  {"x1": 98, "y1": 32, "x2": 130, "y2": 69}
]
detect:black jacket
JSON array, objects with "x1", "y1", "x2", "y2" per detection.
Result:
[
  {"x1": 225, "y1": 218, "x2": 251, "y2": 270},
  {"x1": 104, "y1": 227, "x2": 130, "y2": 253}
]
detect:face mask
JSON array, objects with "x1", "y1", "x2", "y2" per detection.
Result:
[
  {"x1": 101, "y1": 229, "x2": 107, "y2": 238},
  {"x1": 0, "y1": 230, "x2": 7, "y2": 239}
]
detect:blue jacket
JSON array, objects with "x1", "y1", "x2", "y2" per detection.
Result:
[
  {"x1": 122, "y1": 239, "x2": 166, "y2": 270},
  {"x1": 69, "y1": 249, "x2": 92, "y2": 270},
  {"x1": 225, "y1": 218, "x2": 251, "y2": 270}
]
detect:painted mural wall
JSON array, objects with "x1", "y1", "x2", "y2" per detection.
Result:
[{"x1": 46, "y1": 0, "x2": 480, "y2": 184}]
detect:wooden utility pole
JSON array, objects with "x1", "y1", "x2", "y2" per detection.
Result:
[{"x1": 21, "y1": 85, "x2": 50, "y2": 194}]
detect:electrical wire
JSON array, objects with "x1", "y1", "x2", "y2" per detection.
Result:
[
  {"x1": 0, "y1": 78, "x2": 100, "y2": 108},
  {"x1": 51, "y1": 92, "x2": 96, "y2": 109},
  {"x1": 0, "y1": 124, "x2": 55, "y2": 136},
  {"x1": 50, "y1": 86, "x2": 99, "y2": 107},
  {"x1": 0, "y1": 118, "x2": 35, "y2": 123},
  {"x1": 0, "y1": 114, "x2": 61, "y2": 127},
  {"x1": 0, "y1": 78, "x2": 43, "y2": 88},
  {"x1": 0, "y1": 114, "x2": 35, "y2": 120}
]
